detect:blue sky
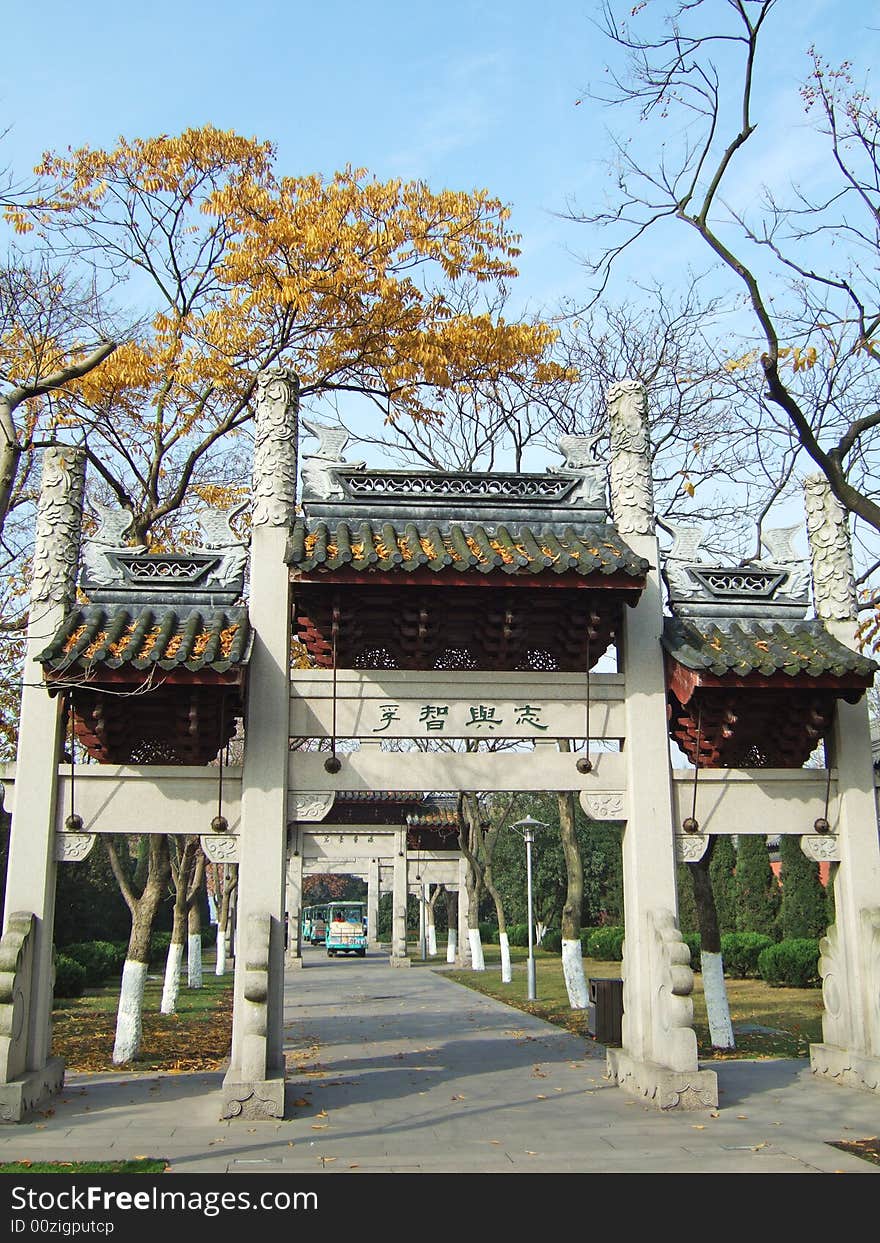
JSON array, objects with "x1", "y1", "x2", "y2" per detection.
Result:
[{"x1": 6, "y1": 0, "x2": 876, "y2": 319}]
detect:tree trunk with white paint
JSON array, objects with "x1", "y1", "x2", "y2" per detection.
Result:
[
  {"x1": 215, "y1": 864, "x2": 237, "y2": 975},
  {"x1": 562, "y1": 939, "x2": 589, "y2": 1008},
  {"x1": 558, "y1": 775, "x2": 588, "y2": 1009},
  {"x1": 105, "y1": 834, "x2": 171, "y2": 1064},
  {"x1": 687, "y1": 838, "x2": 735, "y2": 1049},
  {"x1": 467, "y1": 927, "x2": 485, "y2": 971},
  {"x1": 113, "y1": 959, "x2": 149, "y2": 1065},
  {"x1": 426, "y1": 885, "x2": 440, "y2": 956},
  {"x1": 498, "y1": 931, "x2": 512, "y2": 984},
  {"x1": 187, "y1": 903, "x2": 203, "y2": 989},
  {"x1": 160, "y1": 939, "x2": 184, "y2": 1015},
  {"x1": 445, "y1": 887, "x2": 457, "y2": 963}
]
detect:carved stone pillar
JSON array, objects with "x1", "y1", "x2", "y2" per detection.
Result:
[
  {"x1": 1, "y1": 447, "x2": 84, "y2": 1120},
  {"x1": 804, "y1": 477, "x2": 880, "y2": 1094},
  {"x1": 284, "y1": 832, "x2": 304, "y2": 969},
  {"x1": 367, "y1": 858, "x2": 380, "y2": 948},
  {"x1": 389, "y1": 828, "x2": 410, "y2": 966},
  {"x1": 223, "y1": 368, "x2": 298, "y2": 1120},
  {"x1": 455, "y1": 855, "x2": 471, "y2": 968},
  {"x1": 603, "y1": 388, "x2": 716, "y2": 1109},
  {"x1": 608, "y1": 379, "x2": 654, "y2": 536}
]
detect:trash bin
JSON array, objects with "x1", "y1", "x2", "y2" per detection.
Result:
[{"x1": 587, "y1": 977, "x2": 623, "y2": 1045}]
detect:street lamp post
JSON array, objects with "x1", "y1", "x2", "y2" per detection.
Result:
[{"x1": 510, "y1": 816, "x2": 547, "y2": 1001}]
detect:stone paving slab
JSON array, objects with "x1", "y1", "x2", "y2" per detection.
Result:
[{"x1": 0, "y1": 948, "x2": 878, "y2": 1175}]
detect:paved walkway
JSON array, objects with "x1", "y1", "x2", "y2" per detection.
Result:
[{"x1": 1, "y1": 949, "x2": 878, "y2": 1174}]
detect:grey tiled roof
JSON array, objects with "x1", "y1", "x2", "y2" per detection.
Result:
[
  {"x1": 662, "y1": 617, "x2": 877, "y2": 680},
  {"x1": 287, "y1": 520, "x2": 649, "y2": 579},
  {"x1": 37, "y1": 605, "x2": 252, "y2": 675}
]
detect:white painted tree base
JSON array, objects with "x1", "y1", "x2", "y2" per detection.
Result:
[
  {"x1": 499, "y1": 931, "x2": 512, "y2": 983},
  {"x1": 701, "y1": 951, "x2": 735, "y2": 1049},
  {"x1": 113, "y1": 960, "x2": 148, "y2": 1064},
  {"x1": 216, "y1": 934, "x2": 227, "y2": 975},
  {"x1": 446, "y1": 930, "x2": 457, "y2": 964},
  {"x1": 427, "y1": 925, "x2": 437, "y2": 957},
  {"x1": 468, "y1": 928, "x2": 485, "y2": 971},
  {"x1": 562, "y1": 938, "x2": 588, "y2": 1009},
  {"x1": 188, "y1": 934, "x2": 203, "y2": 988},
  {"x1": 160, "y1": 941, "x2": 184, "y2": 1015}
]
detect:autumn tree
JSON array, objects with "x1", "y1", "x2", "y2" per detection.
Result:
[
  {"x1": 3, "y1": 125, "x2": 564, "y2": 1059},
  {"x1": 9, "y1": 127, "x2": 562, "y2": 543},
  {"x1": 581, "y1": 1, "x2": 880, "y2": 564}
]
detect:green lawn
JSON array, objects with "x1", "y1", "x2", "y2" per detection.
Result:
[{"x1": 412, "y1": 940, "x2": 824, "y2": 1059}]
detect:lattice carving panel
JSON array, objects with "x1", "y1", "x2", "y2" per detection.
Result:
[
  {"x1": 72, "y1": 685, "x2": 242, "y2": 764},
  {"x1": 668, "y1": 688, "x2": 836, "y2": 768},
  {"x1": 293, "y1": 585, "x2": 622, "y2": 672}
]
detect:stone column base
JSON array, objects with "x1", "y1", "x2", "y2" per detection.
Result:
[
  {"x1": 220, "y1": 1070, "x2": 286, "y2": 1120},
  {"x1": 810, "y1": 1043, "x2": 880, "y2": 1093},
  {"x1": 388, "y1": 956, "x2": 412, "y2": 968},
  {"x1": 0, "y1": 1058, "x2": 65, "y2": 1123},
  {"x1": 607, "y1": 1049, "x2": 718, "y2": 1111},
  {"x1": 284, "y1": 955, "x2": 304, "y2": 969}
]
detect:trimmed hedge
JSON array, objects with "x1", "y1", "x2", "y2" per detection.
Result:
[
  {"x1": 584, "y1": 926, "x2": 624, "y2": 961},
  {"x1": 54, "y1": 954, "x2": 87, "y2": 999},
  {"x1": 64, "y1": 941, "x2": 126, "y2": 987},
  {"x1": 478, "y1": 922, "x2": 498, "y2": 944},
  {"x1": 757, "y1": 938, "x2": 821, "y2": 988},
  {"x1": 721, "y1": 932, "x2": 775, "y2": 979},
  {"x1": 507, "y1": 923, "x2": 530, "y2": 947},
  {"x1": 540, "y1": 929, "x2": 562, "y2": 954},
  {"x1": 681, "y1": 932, "x2": 701, "y2": 966}
]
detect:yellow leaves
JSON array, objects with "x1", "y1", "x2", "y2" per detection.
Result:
[{"x1": 725, "y1": 344, "x2": 820, "y2": 373}]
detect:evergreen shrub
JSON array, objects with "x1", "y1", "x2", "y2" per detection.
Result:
[
  {"x1": 199, "y1": 925, "x2": 217, "y2": 946},
  {"x1": 148, "y1": 931, "x2": 172, "y2": 964},
  {"x1": 721, "y1": 932, "x2": 775, "y2": 978},
  {"x1": 585, "y1": 926, "x2": 624, "y2": 961},
  {"x1": 54, "y1": 954, "x2": 87, "y2": 999},
  {"x1": 757, "y1": 938, "x2": 821, "y2": 988},
  {"x1": 541, "y1": 929, "x2": 562, "y2": 953},
  {"x1": 507, "y1": 923, "x2": 530, "y2": 947},
  {"x1": 478, "y1": 921, "x2": 497, "y2": 944},
  {"x1": 64, "y1": 941, "x2": 126, "y2": 986},
  {"x1": 681, "y1": 931, "x2": 701, "y2": 966}
]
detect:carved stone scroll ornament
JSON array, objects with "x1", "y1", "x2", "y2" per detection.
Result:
[
  {"x1": 817, "y1": 921, "x2": 850, "y2": 1050},
  {"x1": 251, "y1": 367, "x2": 300, "y2": 528},
  {"x1": 803, "y1": 475, "x2": 858, "y2": 621},
  {"x1": 195, "y1": 501, "x2": 249, "y2": 588},
  {"x1": 288, "y1": 792, "x2": 335, "y2": 823},
  {"x1": 756, "y1": 526, "x2": 811, "y2": 602},
  {"x1": 800, "y1": 834, "x2": 841, "y2": 863},
  {"x1": 547, "y1": 433, "x2": 608, "y2": 508},
  {"x1": 300, "y1": 418, "x2": 366, "y2": 501},
  {"x1": 0, "y1": 913, "x2": 36, "y2": 1086},
  {"x1": 31, "y1": 447, "x2": 86, "y2": 610},
  {"x1": 200, "y1": 834, "x2": 239, "y2": 864},
  {"x1": 648, "y1": 909, "x2": 699, "y2": 1072},
  {"x1": 607, "y1": 380, "x2": 654, "y2": 535},
  {"x1": 579, "y1": 792, "x2": 626, "y2": 822},
  {"x1": 675, "y1": 834, "x2": 710, "y2": 864},
  {"x1": 79, "y1": 502, "x2": 144, "y2": 588},
  {"x1": 221, "y1": 912, "x2": 281, "y2": 1120},
  {"x1": 54, "y1": 834, "x2": 96, "y2": 863}
]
